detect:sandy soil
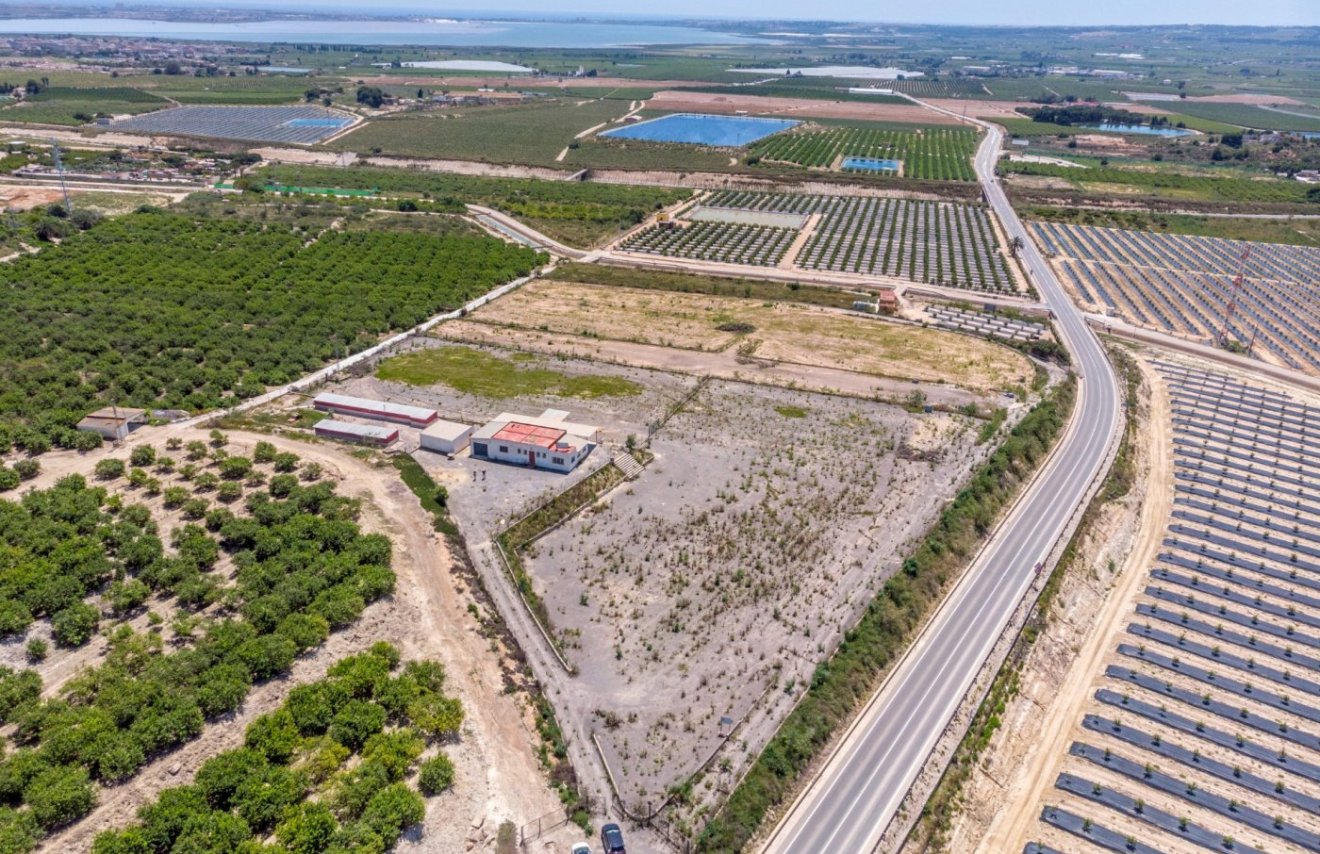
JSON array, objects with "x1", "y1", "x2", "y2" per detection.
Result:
[
  {"x1": 459, "y1": 281, "x2": 1031, "y2": 396},
  {"x1": 645, "y1": 90, "x2": 962, "y2": 125},
  {"x1": 0, "y1": 185, "x2": 62, "y2": 210},
  {"x1": 18, "y1": 429, "x2": 570, "y2": 853}
]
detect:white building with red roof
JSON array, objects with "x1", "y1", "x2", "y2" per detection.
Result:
[{"x1": 471, "y1": 409, "x2": 598, "y2": 473}]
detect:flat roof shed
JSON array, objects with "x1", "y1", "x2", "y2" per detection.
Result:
[
  {"x1": 77, "y1": 407, "x2": 148, "y2": 441},
  {"x1": 314, "y1": 419, "x2": 399, "y2": 447},
  {"x1": 313, "y1": 392, "x2": 437, "y2": 428},
  {"x1": 419, "y1": 419, "x2": 473, "y2": 455}
]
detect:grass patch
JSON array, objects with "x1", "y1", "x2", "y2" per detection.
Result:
[
  {"x1": 391, "y1": 454, "x2": 459, "y2": 537},
  {"x1": 377, "y1": 346, "x2": 641, "y2": 399},
  {"x1": 546, "y1": 262, "x2": 862, "y2": 309},
  {"x1": 774, "y1": 404, "x2": 808, "y2": 419},
  {"x1": 697, "y1": 377, "x2": 1077, "y2": 852}
]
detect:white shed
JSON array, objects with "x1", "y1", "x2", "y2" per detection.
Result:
[{"x1": 420, "y1": 419, "x2": 472, "y2": 455}]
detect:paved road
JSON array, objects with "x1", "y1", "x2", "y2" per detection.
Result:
[{"x1": 761, "y1": 109, "x2": 1123, "y2": 854}]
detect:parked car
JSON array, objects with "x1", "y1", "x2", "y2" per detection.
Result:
[
  {"x1": 600, "y1": 823, "x2": 626, "y2": 854},
  {"x1": 570, "y1": 844, "x2": 592, "y2": 854}
]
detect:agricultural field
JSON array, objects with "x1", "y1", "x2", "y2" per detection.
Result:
[
  {"x1": 1002, "y1": 160, "x2": 1317, "y2": 205},
  {"x1": 1023, "y1": 364, "x2": 1320, "y2": 854},
  {"x1": 620, "y1": 220, "x2": 798, "y2": 266},
  {"x1": 1023, "y1": 207, "x2": 1320, "y2": 248},
  {"x1": 327, "y1": 98, "x2": 630, "y2": 164},
  {"x1": 112, "y1": 105, "x2": 354, "y2": 144},
  {"x1": 1033, "y1": 221, "x2": 1320, "y2": 375},
  {"x1": 460, "y1": 278, "x2": 1033, "y2": 394},
  {"x1": 750, "y1": 123, "x2": 978, "y2": 180},
  {"x1": 0, "y1": 86, "x2": 167, "y2": 126},
  {"x1": 253, "y1": 163, "x2": 690, "y2": 247},
  {"x1": 0, "y1": 207, "x2": 543, "y2": 453},
  {"x1": 622, "y1": 190, "x2": 1017, "y2": 292},
  {"x1": 0, "y1": 441, "x2": 401, "y2": 849}
]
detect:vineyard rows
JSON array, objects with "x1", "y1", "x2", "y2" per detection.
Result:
[
  {"x1": 751, "y1": 125, "x2": 978, "y2": 181},
  {"x1": 619, "y1": 190, "x2": 1016, "y2": 292}
]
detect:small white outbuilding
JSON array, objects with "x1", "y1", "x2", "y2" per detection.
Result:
[{"x1": 419, "y1": 419, "x2": 473, "y2": 455}]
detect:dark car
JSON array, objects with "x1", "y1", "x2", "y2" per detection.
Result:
[{"x1": 600, "y1": 822, "x2": 626, "y2": 854}]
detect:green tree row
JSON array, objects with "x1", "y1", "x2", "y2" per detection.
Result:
[
  {"x1": 88, "y1": 643, "x2": 460, "y2": 854},
  {"x1": 0, "y1": 210, "x2": 543, "y2": 454}
]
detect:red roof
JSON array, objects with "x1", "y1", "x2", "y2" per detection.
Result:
[{"x1": 492, "y1": 422, "x2": 566, "y2": 449}]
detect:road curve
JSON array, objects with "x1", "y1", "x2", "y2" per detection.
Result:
[{"x1": 760, "y1": 110, "x2": 1123, "y2": 853}]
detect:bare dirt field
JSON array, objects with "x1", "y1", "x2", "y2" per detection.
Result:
[
  {"x1": 11, "y1": 428, "x2": 572, "y2": 854},
  {"x1": 0, "y1": 185, "x2": 62, "y2": 210},
  {"x1": 645, "y1": 90, "x2": 962, "y2": 124},
  {"x1": 524, "y1": 379, "x2": 990, "y2": 813},
  {"x1": 464, "y1": 279, "x2": 1034, "y2": 396}
]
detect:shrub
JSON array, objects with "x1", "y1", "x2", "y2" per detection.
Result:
[
  {"x1": 246, "y1": 709, "x2": 301, "y2": 764},
  {"x1": 23, "y1": 765, "x2": 95, "y2": 830},
  {"x1": 359, "y1": 783, "x2": 424, "y2": 843},
  {"x1": 361, "y1": 730, "x2": 423, "y2": 781},
  {"x1": 417, "y1": 754, "x2": 455, "y2": 795},
  {"x1": 276, "y1": 802, "x2": 337, "y2": 854},
  {"x1": 94, "y1": 459, "x2": 126, "y2": 481},
  {"x1": 329, "y1": 700, "x2": 387, "y2": 750},
  {"x1": 51, "y1": 602, "x2": 100, "y2": 647},
  {"x1": 0, "y1": 807, "x2": 40, "y2": 854}
]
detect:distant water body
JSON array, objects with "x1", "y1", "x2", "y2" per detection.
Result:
[{"x1": 0, "y1": 17, "x2": 769, "y2": 47}]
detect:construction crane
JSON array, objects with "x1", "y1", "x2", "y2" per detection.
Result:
[
  {"x1": 1217, "y1": 246, "x2": 1251, "y2": 351},
  {"x1": 49, "y1": 138, "x2": 72, "y2": 215}
]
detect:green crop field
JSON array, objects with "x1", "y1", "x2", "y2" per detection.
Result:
[
  {"x1": 254, "y1": 163, "x2": 690, "y2": 246},
  {"x1": 1002, "y1": 160, "x2": 1316, "y2": 203},
  {"x1": 0, "y1": 210, "x2": 542, "y2": 453},
  {"x1": 0, "y1": 86, "x2": 168, "y2": 125},
  {"x1": 1161, "y1": 101, "x2": 1320, "y2": 133},
  {"x1": 327, "y1": 98, "x2": 630, "y2": 163},
  {"x1": 751, "y1": 125, "x2": 978, "y2": 180}
]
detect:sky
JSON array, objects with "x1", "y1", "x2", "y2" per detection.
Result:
[{"x1": 142, "y1": 0, "x2": 1319, "y2": 27}]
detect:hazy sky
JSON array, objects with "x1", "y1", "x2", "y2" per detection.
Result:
[{"x1": 128, "y1": 0, "x2": 1320, "y2": 28}]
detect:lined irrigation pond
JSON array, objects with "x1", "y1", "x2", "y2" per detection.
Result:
[
  {"x1": 1084, "y1": 123, "x2": 1193, "y2": 137},
  {"x1": 600, "y1": 113, "x2": 799, "y2": 146},
  {"x1": 842, "y1": 156, "x2": 901, "y2": 173}
]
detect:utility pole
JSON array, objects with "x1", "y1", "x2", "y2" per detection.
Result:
[{"x1": 49, "y1": 138, "x2": 72, "y2": 215}]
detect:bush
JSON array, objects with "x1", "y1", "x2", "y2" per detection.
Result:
[
  {"x1": 51, "y1": 602, "x2": 100, "y2": 647},
  {"x1": 329, "y1": 700, "x2": 386, "y2": 750},
  {"x1": 276, "y1": 802, "x2": 337, "y2": 854},
  {"x1": 23, "y1": 765, "x2": 95, "y2": 830},
  {"x1": 0, "y1": 807, "x2": 40, "y2": 854},
  {"x1": 245, "y1": 709, "x2": 301, "y2": 764},
  {"x1": 361, "y1": 730, "x2": 423, "y2": 781},
  {"x1": 94, "y1": 459, "x2": 125, "y2": 481},
  {"x1": 417, "y1": 754, "x2": 455, "y2": 795},
  {"x1": 359, "y1": 783, "x2": 424, "y2": 843},
  {"x1": 129, "y1": 445, "x2": 156, "y2": 468}
]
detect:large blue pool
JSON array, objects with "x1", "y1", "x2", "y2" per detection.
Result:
[{"x1": 600, "y1": 113, "x2": 798, "y2": 146}]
